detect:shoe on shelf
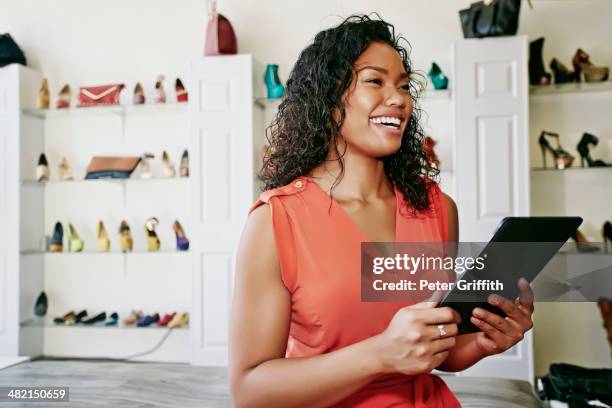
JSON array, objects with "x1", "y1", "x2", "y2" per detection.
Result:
[
  {"x1": 161, "y1": 150, "x2": 176, "y2": 178},
  {"x1": 603, "y1": 221, "x2": 612, "y2": 253},
  {"x1": 570, "y1": 230, "x2": 599, "y2": 253},
  {"x1": 55, "y1": 84, "x2": 71, "y2": 109},
  {"x1": 37, "y1": 79, "x2": 50, "y2": 110},
  {"x1": 36, "y1": 153, "x2": 49, "y2": 182},
  {"x1": 96, "y1": 220, "x2": 111, "y2": 252},
  {"x1": 572, "y1": 49, "x2": 610, "y2": 82},
  {"x1": 168, "y1": 312, "x2": 189, "y2": 329},
  {"x1": 104, "y1": 312, "x2": 119, "y2": 326},
  {"x1": 264, "y1": 64, "x2": 284, "y2": 99},
  {"x1": 529, "y1": 38, "x2": 552, "y2": 86},
  {"x1": 175, "y1": 78, "x2": 188, "y2": 102},
  {"x1": 137, "y1": 313, "x2": 160, "y2": 327},
  {"x1": 140, "y1": 153, "x2": 154, "y2": 179},
  {"x1": 179, "y1": 149, "x2": 189, "y2": 177},
  {"x1": 82, "y1": 311, "x2": 106, "y2": 325},
  {"x1": 119, "y1": 220, "x2": 134, "y2": 252},
  {"x1": 550, "y1": 58, "x2": 575, "y2": 84},
  {"x1": 577, "y1": 133, "x2": 609, "y2": 167},
  {"x1": 173, "y1": 220, "x2": 190, "y2": 251},
  {"x1": 538, "y1": 130, "x2": 575, "y2": 170},
  {"x1": 145, "y1": 217, "x2": 161, "y2": 252},
  {"x1": 49, "y1": 222, "x2": 63, "y2": 252},
  {"x1": 427, "y1": 62, "x2": 448, "y2": 90},
  {"x1": 157, "y1": 312, "x2": 176, "y2": 327},
  {"x1": 133, "y1": 82, "x2": 145, "y2": 105},
  {"x1": 53, "y1": 310, "x2": 75, "y2": 325},
  {"x1": 122, "y1": 310, "x2": 143, "y2": 326},
  {"x1": 33, "y1": 291, "x2": 48, "y2": 317},
  {"x1": 67, "y1": 224, "x2": 84, "y2": 252},
  {"x1": 58, "y1": 157, "x2": 74, "y2": 181},
  {"x1": 65, "y1": 310, "x2": 88, "y2": 326},
  {"x1": 154, "y1": 75, "x2": 166, "y2": 103}
]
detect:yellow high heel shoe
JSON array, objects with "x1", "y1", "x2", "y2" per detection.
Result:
[
  {"x1": 167, "y1": 312, "x2": 189, "y2": 329},
  {"x1": 119, "y1": 220, "x2": 133, "y2": 252},
  {"x1": 96, "y1": 221, "x2": 110, "y2": 252},
  {"x1": 37, "y1": 79, "x2": 50, "y2": 109},
  {"x1": 145, "y1": 217, "x2": 160, "y2": 252},
  {"x1": 67, "y1": 224, "x2": 84, "y2": 252}
]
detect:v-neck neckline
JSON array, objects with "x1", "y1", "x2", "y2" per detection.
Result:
[{"x1": 304, "y1": 177, "x2": 400, "y2": 243}]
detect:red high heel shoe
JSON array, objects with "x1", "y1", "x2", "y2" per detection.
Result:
[
  {"x1": 572, "y1": 49, "x2": 609, "y2": 82},
  {"x1": 175, "y1": 78, "x2": 188, "y2": 102}
]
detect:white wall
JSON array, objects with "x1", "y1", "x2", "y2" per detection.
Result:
[{"x1": 2, "y1": 0, "x2": 611, "y2": 377}]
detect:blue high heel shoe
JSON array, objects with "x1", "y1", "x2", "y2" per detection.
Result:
[
  {"x1": 428, "y1": 62, "x2": 449, "y2": 90},
  {"x1": 104, "y1": 312, "x2": 119, "y2": 326},
  {"x1": 50, "y1": 222, "x2": 63, "y2": 252},
  {"x1": 173, "y1": 220, "x2": 190, "y2": 251},
  {"x1": 137, "y1": 313, "x2": 160, "y2": 327},
  {"x1": 264, "y1": 64, "x2": 284, "y2": 99}
]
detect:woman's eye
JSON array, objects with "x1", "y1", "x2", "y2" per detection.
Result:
[
  {"x1": 365, "y1": 78, "x2": 382, "y2": 85},
  {"x1": 400, "y1": 84, "x2": 411, "y2": 92}
]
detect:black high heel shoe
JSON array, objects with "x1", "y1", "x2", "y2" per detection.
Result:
[
  {"x1": 529, "y1": 38, "x2": 552, "y2": 86},
  {"x1": 577, "y1": 133, "x2": 609, "y2": 167},
  {"x1": 550, "y1": 58, "x2": 575, "y2": 84},
  {"x1": 603, "y1": 221, "x2": 612, "y2": 253},
  {"x1": 539, "y1": 131, "x2": 575, "y2": 169},
  {"x1": 33, "y1": 292, "x2": 48, "y2": 317}
]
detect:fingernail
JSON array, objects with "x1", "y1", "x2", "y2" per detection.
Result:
[
  {"x1": 470, "y1": 316, "x2": 480, "y2": 325},
  {"x1": 473, "y1": 308, "x2": 484, "y2": 318},
  {"x1": 489, "y1": 295, "x2": 501, "y2": 305}
]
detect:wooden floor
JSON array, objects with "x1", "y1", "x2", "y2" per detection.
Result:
[{"x1": 0, "y1": 359, "x2": 543, "y2": 407}]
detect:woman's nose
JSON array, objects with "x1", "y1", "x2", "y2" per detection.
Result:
[{"x1": 385, "y1": 87, "x2": 407, "y2": 108}]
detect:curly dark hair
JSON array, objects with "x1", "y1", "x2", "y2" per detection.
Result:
[{"x1": 260, "y1": 13, "x2": 439, "y2": 213}]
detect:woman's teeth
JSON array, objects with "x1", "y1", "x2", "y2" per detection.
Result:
[{"x1": 369, "y1": 116, "x2": 401, "y2": 128}]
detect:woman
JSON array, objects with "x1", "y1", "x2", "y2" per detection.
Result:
[{"x1": 230, "y1": 14, "x2": 534, "y2": 407}]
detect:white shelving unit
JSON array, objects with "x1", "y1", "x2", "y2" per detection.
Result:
[{"x1": 0, "y1": 55, "x2": 265, "y2": 365}]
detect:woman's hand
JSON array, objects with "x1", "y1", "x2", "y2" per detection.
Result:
[
  {"x1": 470, "y1": 278, "x2": 534, "y2": 356},
  {"x1": 373, "y1": 301, "x2": 460, "y2": 376}
]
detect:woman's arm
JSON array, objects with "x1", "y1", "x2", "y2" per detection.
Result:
[{"x1": 229, "y1": 204, "x2": 382, "y2": 408}]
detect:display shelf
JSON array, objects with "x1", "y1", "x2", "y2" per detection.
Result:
[
  {"x1": 21, "y1": 177, "x2": 190, "y2": 187},
  {"x1": 530, "y1": 166, "x2": 612, "y2": 172},
  {"x1": 20, "y1": 319, "x2": 189, "y2": 330},
  {"x1": 530, "y1": 80, "x2": 612, "y2": 96},
  {"x1": 21, "y1": 103, "x2": 189, "y2": 119},
  {"x1": 20, "y1": 250, "x2": 189, "y2": 256}
]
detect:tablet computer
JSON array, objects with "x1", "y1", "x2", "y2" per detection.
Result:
[{"x1": 438, "y1": 216, "x2": 582, "y2": 335}]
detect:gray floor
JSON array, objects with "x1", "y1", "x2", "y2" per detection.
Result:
[{"x1": 0, "y1": 359, "x2": 543, "y2": 407}]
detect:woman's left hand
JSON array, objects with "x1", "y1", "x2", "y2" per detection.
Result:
[{"x1": 470, "y1": 278, "x2": 534, "y2": 356}]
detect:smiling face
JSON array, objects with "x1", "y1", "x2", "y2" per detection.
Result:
[{"x1": 337, "y1": 41, "x2": 414, "y2": 158}]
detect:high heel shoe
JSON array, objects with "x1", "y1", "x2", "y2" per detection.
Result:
[
  {"x1": 603, "y1": 221, "x2": 612, "y2": 253},
  {"x1": 168, "y1": 312, "x2": 189, "y2": 329},
  {"x1": 154, "y1": 75, "x2": 166, "y2": 103},
  {"x1": 145, "y1": 217, "x2": 161, "y2": 251},
  {"x1": 33, "y1": 291, "x2": 48, "y2": 317},
  {"x1": 423, "y1": 136, "x2": 440, "y2": 169},
  {"x1": 572, "y1": 49, "x2": 610, "y2": 82},
  {"x1": 175, "y1": 78, "x2": 188, "y2": 102},
  {"x1": 97, "y1": 220, "x2": 111, "y2": 252},
  {"x1": 577, "y1": 133, "x2": 609, "y2": 167},
  {"x1": 550, "y1": 58, "x2": 575, "y2": 84},
  {"x1": 538, "y1": 130, "x2": 575, "y2": 170},
  {"x1": 67, "y1": 224, "x2": 84, "y2": 252},
  {"x1": 133, "y1": 82, "x2": 145, "y2": 105},
  {"x1": 58, "y1": 157, "x2": 74, "y2": 180},
  {"x1": 49, "y1": 222, "x2": 63, "y2": 252},
  {"x1": 161, "y1": 150, "x2": 176, "y2": 178},
  {"x1": 529, "y1": 38, "x2": 552, "y2": 86},
  {"x1": 36, "y1": 153, "x2": 49, "y2": 182},
  {"x1": 570, "y1": 230, "x2": 599, "y2": 253},
  {"x1": 119, "y1": 220, "x2": 133, "y2": 252},
  {"x1": 64, "y1": 309, "x2": 87, "y2": 325},
  {"x1": 104, "y1": 312, "x2": 119, "y2": 326},
  {"x1": 264, "y1": 64, "x2": 284, "y2": 99},
  {"x1": 173, "y1": 220, "x2": 190, "y2": 251},
  {"x1": 427, "y1": 62, "x2": 448, "y2": 90},
  {"x1": 82, "y1": 311, "x2": 106, "y2": 325},
  {"x1": 37, "y1": 79, "x2": 50, "y2": 109},
  {"x1": 179, "y1": 149, "x2": 189, "y2": 177},
  {"x1": 140, "y1": 153, "x2": 154, "y2": 179},
  {"x1": 55, "y1": 84, "x2": 71, "y2": 109}
]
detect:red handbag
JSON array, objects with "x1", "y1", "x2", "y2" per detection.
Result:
[
  {"x1": 204, "y1": 0, "x2": 237, "y2": 56},
  {"x1": 78, "y1": 84, "x2": 124, "y2": 107}
]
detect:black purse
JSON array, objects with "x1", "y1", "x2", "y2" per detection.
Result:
[
  {"x1": 459, "y1": 0, "x2": 531, "y2": 39},
  {"x1": 0, "y1": 33, "x2": 26, "y2": 67}
]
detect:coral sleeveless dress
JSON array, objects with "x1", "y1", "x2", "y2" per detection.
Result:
[{"x1": 249, "y1": 176, "x2": 460, "y2": 407}]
